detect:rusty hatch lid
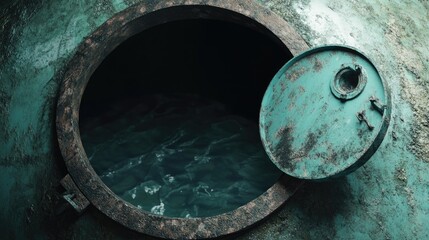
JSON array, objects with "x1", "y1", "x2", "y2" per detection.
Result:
[{"x1": 260, "y1": 45, "x2": 391, "y2": 180}]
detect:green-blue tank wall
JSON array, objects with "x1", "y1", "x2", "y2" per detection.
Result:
[{"x1": 1, "y1": 0, "x2": 428, "y2": 239}]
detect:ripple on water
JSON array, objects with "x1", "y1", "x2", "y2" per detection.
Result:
[{"x1": 80, "y1": 94, "x2": 281, "y2": 217}]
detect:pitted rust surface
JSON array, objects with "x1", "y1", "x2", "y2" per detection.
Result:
[
  {"x1": 313, "y1": 58, "x2": 323, "y2": 72},
  {"x1": 2, "y1": 0, "x2": 429, "y2": 239},
  {"x1": 273, "y1": 129, "x2": 320, "y2": 174},
  {"x1": 56, "y1": 1, "x2": 308, "y2": 238},
  {"x1": 285, "y1": 66, "x2": 307, "y2": 82},
  {"x1": 271, "y1": 126, "x2": 294, "y2": 173}
]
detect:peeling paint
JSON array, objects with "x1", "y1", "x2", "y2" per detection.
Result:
[{"x1": 1, "y1": 0, "x2": 429, "y2": 239}]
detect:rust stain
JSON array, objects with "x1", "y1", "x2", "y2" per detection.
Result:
[
  {"x1": 285, "y1": 66, "x2": 307, "y2": 82},
  {"x1": 313, "y1": 58, "x2": 323, "y2": 72},
  {"x1": 280, "y1": 81, "x2": 286, "y2": 92}
]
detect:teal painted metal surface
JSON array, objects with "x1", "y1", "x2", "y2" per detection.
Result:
[
  {"x1": 260, "y1": 46, "x2": 391, "y2": 180},
  {"x1": 1, "y1": 0, "x2": 429, "y2": 239}
]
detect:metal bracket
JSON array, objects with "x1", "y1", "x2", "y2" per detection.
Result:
[
  {"x1": 60, "y1": 174, "x2": 90, "y2": 214},
  {"x1": 369, "y1": 96, "x2": 386, "y2": 115},
  {"x1": 357, "y1": 110, "x2": 374, "y2": 131}
]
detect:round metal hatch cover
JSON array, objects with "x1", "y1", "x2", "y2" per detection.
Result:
[{"x1": 260, "y1": 45, "x2": 391, "y2": 180}]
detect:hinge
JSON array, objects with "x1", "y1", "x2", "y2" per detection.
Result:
[{"x1": 60, "y1": 174, "x2": 90, "y2": 214}]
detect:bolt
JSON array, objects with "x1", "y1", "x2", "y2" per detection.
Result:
[
  {"x1": 369, "y1": 96, "x2": 386, "y2": 115},
  {"x1": 357, "y1": 110, "x2": 374, "y2": 130}
]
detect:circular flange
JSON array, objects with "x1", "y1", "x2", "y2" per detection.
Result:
[
  {"x1": 56, "y1": 1, "x2": 308, "y2": 239},
  {"x1": 330, "y1": 64, "x2": 367, "y2": 100},
  {"x1": 260, "y1": 45, "x2": 391, "y2": 180}
]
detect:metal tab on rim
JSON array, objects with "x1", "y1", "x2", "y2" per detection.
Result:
[{"x1": 260, "y1": 45, "x2": 391, "y2": 180}]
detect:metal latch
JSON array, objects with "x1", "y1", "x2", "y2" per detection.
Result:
[
  {"x1": 369, "y1": 96, "x2": 387, "y2": 115},
  {"x1": 356, "y1": 110, "x2": 374, "y2": 130}
]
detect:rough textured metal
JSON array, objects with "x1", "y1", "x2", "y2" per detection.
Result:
[
  {"x1": 2, "y1": 0, "x2": 429, "y2": 239},
  {"x1": 60, "y1": 174, "x2": 90, "y2": 213},
  {"x1": 260, "y1": 46, "x2": 391, "y2": 180},
  {"x1": 55, "y1": 1, "x2": 307, "y2": 239}
]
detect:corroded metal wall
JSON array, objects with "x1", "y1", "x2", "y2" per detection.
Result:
[{"x1": 1, "y1": 0, "x2": 428, "y2": 239}]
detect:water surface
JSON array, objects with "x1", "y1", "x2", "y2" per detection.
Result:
[{"x1": 80, "y1": 94, "x2": 281, "y2": 217}]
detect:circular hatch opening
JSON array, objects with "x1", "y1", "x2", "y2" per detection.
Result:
[
  {"x1": 80, "y1": 18, "x2": 289, "y2": 218},
  {"x1": 56, "y1": 2, "x2": 308, "y2": 239}
]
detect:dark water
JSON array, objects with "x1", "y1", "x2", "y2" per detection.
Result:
[{"x1": 80, "y1": 95, "x2": 281, "y2": 218}]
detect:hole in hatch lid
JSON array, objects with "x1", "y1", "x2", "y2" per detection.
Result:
[{"x1": 338, "y1": 67, "x2": 360, "y2": 92}]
